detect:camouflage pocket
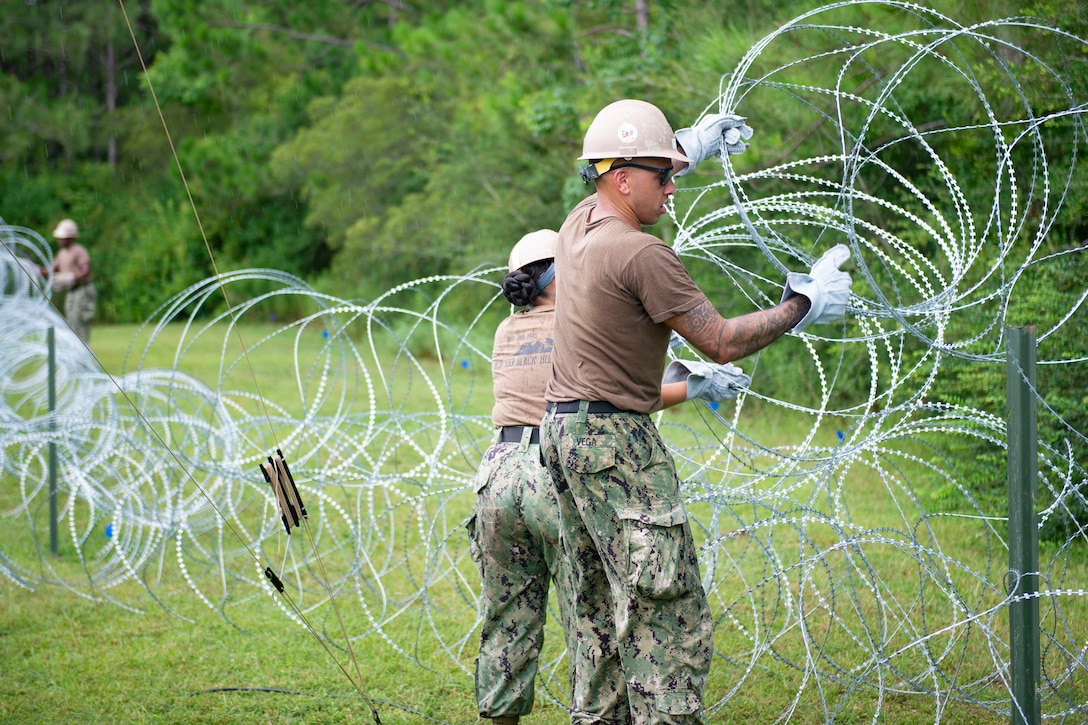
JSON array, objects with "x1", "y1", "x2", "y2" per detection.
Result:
[
  {"x1": 655, "y1": 687, "x2": 700, "y2": 715},
  {"x1": 474, "y1": 445, "x2": 503, "y2": 494},
  {"x1": 619, "y1": 505, "x2": 689, "y2": 600},
  {"x1": 564, "y1": 435, "x2": 615, "y2": 475}
]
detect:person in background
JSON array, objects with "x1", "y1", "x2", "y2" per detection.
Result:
[
  {"x1": 41, "y1": 218, "x2": 96, "y2": 343},
  {"x1": 540, "y1": 99, "x2": 853, "y2": 724},
  {"x1": 470, "y1": 229, "x2": 750, "y2": 725}
]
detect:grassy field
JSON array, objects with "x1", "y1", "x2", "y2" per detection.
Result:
[{"x1": 2, "y1": 323, "x2": 1080, "y2": 724}]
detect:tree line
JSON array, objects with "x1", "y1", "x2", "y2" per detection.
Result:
[{"x1": 2, "y1": 1, "x2": 1083, "y2": 315}]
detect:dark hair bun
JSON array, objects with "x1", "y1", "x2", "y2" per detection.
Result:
[{"x1": 502, "y1": 269, "x2": 538, "y2": 307}]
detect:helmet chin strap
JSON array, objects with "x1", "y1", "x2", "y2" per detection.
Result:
[
  {"x1": 579, "y1": 158, "x2": 618, "y2": 184},
  {"x1": 535, "y1": 263, "x2": 555, "y2": 292}
]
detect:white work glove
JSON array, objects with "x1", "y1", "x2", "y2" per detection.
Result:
[
  {"x1": 674, "y1": 113, "x2": 754, "y2": 176},
  {"x1": 52, "y1": 272, "x2": 76, "y2": 291},
  {"x1": 664, "y1": 359, "x2": 751, "y2": 402},
  {"x1": 780, "y1": 244, "x2": 853, "y2": 332}
]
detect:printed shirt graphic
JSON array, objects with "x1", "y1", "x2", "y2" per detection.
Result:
[{"x1": 491, "y1": 306, "x2": 554, "y2": 427}]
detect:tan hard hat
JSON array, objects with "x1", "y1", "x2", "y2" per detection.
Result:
[
  {"x1": 52, "y1": 219, "x2": 79, "y2": 239},
  {"x1": 579, "y1": 99, "x2": 691, "y2": 164},
  {"x1": 508, "y1": 229, "x2": 558, "y2": 272}
]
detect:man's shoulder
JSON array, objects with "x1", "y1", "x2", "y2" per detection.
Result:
[
  {"x1": 560, "y1": 194, "x2": 597, "y2": 232},
  {"x1": 604, "y1": 225, "x2": 672, "y2": 257}
]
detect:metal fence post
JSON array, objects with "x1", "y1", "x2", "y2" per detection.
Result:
[
  {"x1": 48, "y1": 326, "x2": 59, "y2": 557},
  {"x1": 1006, "y1": 325, "x2": 1039, "y2": 725}
]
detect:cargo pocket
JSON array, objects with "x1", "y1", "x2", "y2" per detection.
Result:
[
  {"x1": 465, "y1": 512, "x2": 480, "y2": 564},
  {"x1": 655, "y1": 687, "x2": 699, "y2": 715},
  {"x1": 619, "y1": 505, "x2": 689, "y2": 600},
  {"x1": 468, "y1": 448, "x2": 500, "y2": 566}
]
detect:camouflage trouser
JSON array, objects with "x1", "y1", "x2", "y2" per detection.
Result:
[
  {"x1": 468, "y1": 428, "x2": 577, "y2": 719},
  {"x1": 64, "y1": 283, "x2": 96, "y2": 343},
  {"x1": 541, "y1": 402, "x2": 712, "y2": 725}
]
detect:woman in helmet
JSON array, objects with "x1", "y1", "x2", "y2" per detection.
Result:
[{"x1": 470, "y1": 229, "x2": 578, "y2": 725}]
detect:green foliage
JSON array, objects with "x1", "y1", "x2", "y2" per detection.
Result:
[
  {"x1": 0, "y1": 73, "x2": 94, "y2": 166},
  {"x1": 270, "y1": 2, "x2": 590, "y2": 299},
  {"x1": 102, "y1": 195, "x2": 206, "y2": 323},
  {"x1": 922, "y1": 238, "x2": 1088, "y2": 541},
  {"x1": 1013, "y1": 247, "x2": 1088, "y2": 542}
]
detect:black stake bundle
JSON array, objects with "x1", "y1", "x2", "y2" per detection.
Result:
[{"x1": 260, "y1": 449, "x2": 308, "y2": 534}]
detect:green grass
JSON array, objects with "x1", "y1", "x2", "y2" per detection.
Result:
[
  {"x1": 0, "y1": 581, "x2": 489, "y2": 724},
  {"x1": 2, "y1": 323, "x2": 1083, "y2": 724}
]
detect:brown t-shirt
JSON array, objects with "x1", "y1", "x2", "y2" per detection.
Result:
[
  {"x1": 546, "y1": 195, "x2": 708, "y2": 413},
  {"x1": 491, "y1": 306, "x2": 554, "y2": 427}
]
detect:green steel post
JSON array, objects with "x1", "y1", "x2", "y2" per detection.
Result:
[
  {"x1": 1006, "y1": 326, "x2": 1039, "y2": 725},
  {"x1": 48, "y1": 326, "x2": 58, "y2": 557}
]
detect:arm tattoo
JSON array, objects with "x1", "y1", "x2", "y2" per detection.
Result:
[
  {"x1": 669, "y1": 296, "x2": 809, "y2": 363},
  {"x1": 677, "y1": 300, "x2": 717, "y2": 340}
]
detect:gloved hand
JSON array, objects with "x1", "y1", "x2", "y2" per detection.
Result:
[
  {"x1": 674, "y1": 113, "x2": 754, "y2": 176},
  {"x1": 663, "y1": 359, "x2": 751, "y2": 402},
  {"x1": 52, "y1": 272, "x2": 76, "y2": 291},
  {"x1": 780, "y1": 244, "x2": 853, "y2": 332}
]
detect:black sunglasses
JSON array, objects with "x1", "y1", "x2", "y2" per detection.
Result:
[{"x1": 610, "y1": 162, "x2": 676, "y2": 186}]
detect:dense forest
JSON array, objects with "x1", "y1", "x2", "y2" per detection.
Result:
[{"x1": 3, "y1": 0, "x2": 1082, "y2": 317}]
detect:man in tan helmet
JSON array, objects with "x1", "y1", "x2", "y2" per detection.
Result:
[
  {"x1": 540, "y1": 99, "x2": 852, "y2": 724},
  {"x1": 42, "y1": 218, "x2": 97, "y2": 343}
]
